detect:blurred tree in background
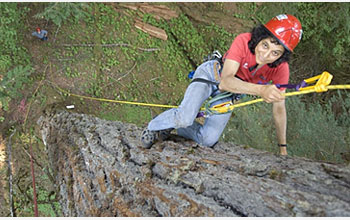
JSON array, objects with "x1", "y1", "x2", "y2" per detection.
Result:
[{"x1": 34, "y1": 2, "x2": 91, "y2": 27}]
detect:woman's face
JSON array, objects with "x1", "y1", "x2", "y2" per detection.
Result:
[{"x1": 255, "y1": 37, "x2": 285, "y2": 65}]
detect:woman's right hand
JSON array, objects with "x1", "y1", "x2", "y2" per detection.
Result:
[{"x1": 259, "y1": 85, "x2": 285, "y2": 103}]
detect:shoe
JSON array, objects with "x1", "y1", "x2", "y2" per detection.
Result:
[
  {"x1": 140, "y1": 128, "x2": 158, "y2": 149},
  {"x1": 159, "y1": 128, "x2": 173, "y2": 141},
  {"x1": 140, "y1": 128, "x2": 173, "y2": 149}
]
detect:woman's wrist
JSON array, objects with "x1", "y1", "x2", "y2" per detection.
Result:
[{"x1": 279, "y1": 144, "x2": 288, "y2": 155}]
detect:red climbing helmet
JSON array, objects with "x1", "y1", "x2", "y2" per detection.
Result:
[
  {"x1": 264, "y1": 14, "x2": 303, "y2": 52},
  {"x1": 36, "y1": 27, "x2": 41, "y2": 32}
]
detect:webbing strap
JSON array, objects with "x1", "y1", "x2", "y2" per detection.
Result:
[
  {"x1": 208, "y1": 91, "x2": 234, "y2": 103},
  {"x1": 276, "y1": 81, "x2": 308, "y2": 90},
  {"x1": 190, "y1": 78, "x2": 219, "y2": 86},
  {"x1": 204, "y1": 91, "x2": 236, "y2": 115}
]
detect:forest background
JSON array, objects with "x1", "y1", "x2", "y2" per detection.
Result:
[{"x1": 0, "y1": 2, "x2": 350, "y2": 216}]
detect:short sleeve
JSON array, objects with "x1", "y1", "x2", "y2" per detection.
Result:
[{"x1": 223, "y1": 33, "x2": 249, "y2": 64}]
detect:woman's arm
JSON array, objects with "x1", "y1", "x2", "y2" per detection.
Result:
[
  {"x1": 218, "y1": 59, "x2": 285, "y2": 103},
  {"x1": 272, "y1": 99, "x2": 287, "y2": 155}
]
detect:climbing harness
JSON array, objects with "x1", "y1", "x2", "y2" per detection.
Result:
[
  {"x1": 187, "y1": 51, "x2": 245, "y2": 117},
  {"x1": 203, "y1": 91, "x2": 240, "y2": 116}
]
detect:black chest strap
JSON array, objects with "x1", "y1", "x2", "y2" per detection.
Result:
[{"x1": 190, "y1": 78, "x2": 219, "y2": 86}]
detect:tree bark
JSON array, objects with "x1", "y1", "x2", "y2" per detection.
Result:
[{"x1": 37, "y1": 110, "x2": 350, "y2": 217}]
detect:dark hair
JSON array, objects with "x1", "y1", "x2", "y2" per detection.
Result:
[{"x1": 248, "y1": 25, "x2": 291, "y2": 68}]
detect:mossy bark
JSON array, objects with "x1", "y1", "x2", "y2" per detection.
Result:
[{"x1": 37, "y1": 110, "x2": 350, "y2": 217}]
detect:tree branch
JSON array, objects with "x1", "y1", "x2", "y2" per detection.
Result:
[{"x1": 61, "y1": 43, "x2": 160, "y2": 52}]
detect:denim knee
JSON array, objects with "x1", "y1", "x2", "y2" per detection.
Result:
[
  {"x1": 200, "y1": 136, "x2": 220, "y2": 147},
  {"x1": 175, "y1": 112, "x2": 195, "y2": 128}
]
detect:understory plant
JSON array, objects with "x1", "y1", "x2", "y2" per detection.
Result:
[{"x1": 222, "y1": 91, "x2": 350, "y2": 163}]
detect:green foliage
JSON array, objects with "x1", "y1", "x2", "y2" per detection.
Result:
[
  {"x1": 222, "y1": 96, "x2": 276, "y2": 153},
  {"x1": 327, "y1": 91, "x2": 350, "y2": 147},
  {"x1": 222, "y1": 94, "x2": 350, "y2": 163},
  {"x1": 141, "y1": 12, "x2": 193, "y2": 83},
  {"x1": 169, "y1": 14, "x2": 209, "y2": 66},
  {"x1": 327, "y1": 91, "x2": 350, "y2": 128},
  {"x1": 0, "y1": 3, "x2": 27, "y2": 68},
  {"x1": 34, "y1": 2, "x2": 92, "y2": 27},
  {"x1": 0, "y1": 3, "x2": 32, "y2": 111},
  {"x1": 295, "y1": 3, "x2": 350, "y2": 76},
  {"x1": 100, "y1": 105, "x2": 152, "y2": 126},
  {"x1": 286, "y1": 95, "x2": 348, "y2": 162},
  {"x1": 200, "y1": 23, "x2": 237, "y2": 56},
  {"x1": 19, "y1": 187, "x2": 61, "y2": 217},
  {"x1": 1, "y1": 65, "x2": 33, "y2": 97},
  {"x1": 251, "y1": 2, "x2": 350, "y2": 84},
  {"x1": 232, "y1": 2, "x2": 261, "y2": 23},
  {"x1": 0, "y1": 3, "x2": 30, "y2": 71}
]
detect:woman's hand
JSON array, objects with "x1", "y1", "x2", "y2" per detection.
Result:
[{"x1": 259, "y1": 85, "x2": 285, "y2": 103}]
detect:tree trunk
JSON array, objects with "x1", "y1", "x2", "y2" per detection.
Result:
[
  {"x1": 37, "y1": 110, "x2": 350, "y2": 217},
  {"x1": 118, "y1": 3, "x2": 178, "y2": 20}
]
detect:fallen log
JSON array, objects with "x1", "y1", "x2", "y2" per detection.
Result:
[
  {"x1": 37, "y1": 110, "x2": 350, "y2": 217},
  {"x1": 119, "y1": 3, "x2": 178, "y2": 20},
  {"x1": 134, "y1": 19, "x2": 168, "y2": 41}
]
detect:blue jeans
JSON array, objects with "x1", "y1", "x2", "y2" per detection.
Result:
[{"x1": 148, "y1": 60, "x2": 233, "y2": 147}]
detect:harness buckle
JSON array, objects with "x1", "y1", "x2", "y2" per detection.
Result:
[
  {"x1": 204, "y1": 50, "x2": 223, "y2": 63},
  {"x1": 210, "y1": 101, "x2": 234, "y2": 114}
]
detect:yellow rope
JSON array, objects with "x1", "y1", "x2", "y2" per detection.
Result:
[
  {"x1": 220, "y1": 85, "x2": 350, "y2": 112},
  {"x1": 328, "y1": 85, "x2": 350, "y2": 90},
  {"x1": 50, "y1": 81, "x2": 350, "y2": 112},
  {"x1": 51, "y1": 82, "x2": 178, "y2": 109}
]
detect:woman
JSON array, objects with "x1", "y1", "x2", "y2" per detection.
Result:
[{"x1": 141, "y1": 14, "x2": 303, "y2": 156}]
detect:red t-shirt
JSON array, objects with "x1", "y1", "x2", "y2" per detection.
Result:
[{"x1": 223, "y1": 33, "x2": 289, "y2": 90}]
